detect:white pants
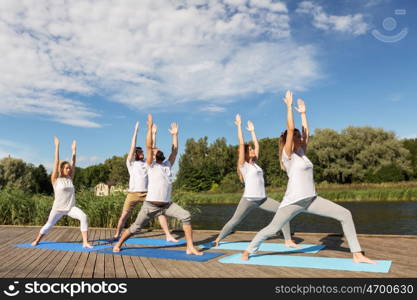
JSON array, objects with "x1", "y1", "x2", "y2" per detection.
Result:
[{"x1": 40, "y1": 207, "x2": 88, "y2": 234}]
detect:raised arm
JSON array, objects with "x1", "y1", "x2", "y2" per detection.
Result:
[
  {"x1": 127, "y1": 122, "x2": 139, "y2": 162},
  {"x1": 51, "y1": 136, "x2": 60, "y2": 184},
  {"x1": 283, "y1": 90, "x2": 295, "y2": 157},
  {"x1": 70, "y1": 140, "x2": 77, "y2": 180},
  {"x1": 168, "y1": 123, "x2": 178, "y2": 166},
  {"x1": 152, "y1": 123, "x2": 157, "y2": 149},
  {"x1": 235, "y1": 114, "x2": 245, "y2": 166},
  {"x1": 246, "y1": 120, "x2": 259, "y2": 159},
  {"x1": 146, "y1": 114, "x2": 153, "y2": 166},
  {"x1": 295, "y1": 98, "x2": 309, "y2": 152}
]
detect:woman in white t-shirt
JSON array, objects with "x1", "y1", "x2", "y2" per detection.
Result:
[
  {"x1": 112, "y1": 121, "x2": 178, "y2": 242},
  {"x1": 242, "y1": 91, "x2": 376, "y2": 264},
  {"x1": 212, "y1": 114, "x2": 299, "y2": 248},
  {"x1": 31, "y1": 137, "x2": 93, "y2": 248}
]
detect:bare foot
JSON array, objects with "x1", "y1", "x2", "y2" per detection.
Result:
[
  {"x1": 186, "y1": 247, "x2": 203, "y2": 256},
  {"x1": 285, "y1": 240, "x2": 303, "y2": 249},
  {"x1": 166, "y1": 235, "x2": 179, "y2": 243},
  {"x1": 83, "y1": 243, "x2": 94, "y2": 249},
  {"x1": 113, "y1": 245, "x2": 121, "y2": 253},
  {"x1": 353, "y1": 253, "x2": 378, "y2": 264},
  {"x1": 241, "y1": 251, "x2": 250, "y2": 261},
  {"x1": 212, "y1": 240, "x2": 220, "y2": 248},
  {"x1": 31, "y1": 241, "x2": 39, "y2": 247}
]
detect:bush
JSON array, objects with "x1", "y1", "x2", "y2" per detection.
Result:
[{"x1": 217, "y1": 172, "x2": 242, "y2": 193}]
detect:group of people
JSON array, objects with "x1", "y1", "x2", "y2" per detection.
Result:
[{"x1": 31, "y1": 91, "x2": 377, "y2": 264}]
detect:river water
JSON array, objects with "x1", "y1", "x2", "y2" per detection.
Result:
[{"x1": 190, "y1": 201, "x2": 417, "y2": 235}]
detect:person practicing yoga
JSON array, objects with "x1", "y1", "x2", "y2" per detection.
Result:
[
  {"x1": 32, "y1": 137, "x2": 93, "y2": 248},
  {"x1": 241, "y1": 91, "x2": 377, "y2": 264},
  {"x1": 112, "y1": 121, "x2": 178, "y2": 242},
  {"x1": 113, "y1": 114, "x2": 202, "y2": 255},
  {"x1": 213, "y1": 114, "x2": 299, "y2": 249}
]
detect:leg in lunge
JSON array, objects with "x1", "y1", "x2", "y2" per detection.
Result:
[{"x1": 306, "y1": 196, "x2": 376, "y2": 264}]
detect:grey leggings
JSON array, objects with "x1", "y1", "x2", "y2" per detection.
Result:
[
  {"x1": 217, "y1": 197, "x2": 292, "y2": 241},
  {"x1": 129, "y1": 201, "x2": 191, "y2": 234},
  {"x1": 246, "y1": 196, "x2": 362, "y2": 253}
]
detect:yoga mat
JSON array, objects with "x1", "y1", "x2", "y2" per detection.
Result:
[
  {"x1": 96, "y1": 237, "x2": 186, "y2": 247},
  {"x1": 199, "y1": 241, "x2": 325, "y2": 253},
  {"x1": 97, "y1": 247, "x2": 225, "y2": 262},
  {"x1": 219, "y1": 253, "x2": 391, "y2": 273},
  {"x1": 14, "y1": 241, "x2": 111, "y2": 253}
]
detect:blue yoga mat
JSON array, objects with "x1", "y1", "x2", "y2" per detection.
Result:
[
  {"x1": 96, "y1": 237, "x2": 186, "y2": 247},
  {"x1": 15, "y1": 241, "x2": 111, "y2": 253},
  {"x1": 219, "y1": 253, "x2": 391, "y2": 273},
  {"x1": 199, "y1": 241, "x2": 325, "y2": 253},
  {"x1": 97, "y1": 247, "x2": 225, "y2": 262}
]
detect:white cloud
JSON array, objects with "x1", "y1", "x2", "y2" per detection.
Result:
[
  {"x1": 296, "y1": 1, "x2": 370, "y2": 35},
  {"x1": 200, "y1": 105, "x2": 226, "y2": 112},
  {"x1": 0, "y1": 0, "x2": 321, "y2": 125}
]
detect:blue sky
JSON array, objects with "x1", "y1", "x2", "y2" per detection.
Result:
[{"x1": 0, "y1": 0, "x2": 416, "y2": 171}]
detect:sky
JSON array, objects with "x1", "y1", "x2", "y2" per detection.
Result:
[{"x1": 0, "y1": 0, "x2": 416, "y2": 172}]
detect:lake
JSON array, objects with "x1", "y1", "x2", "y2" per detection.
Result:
[{"x1": 190, "y1": 201, "x2": 417, "y2": 235}]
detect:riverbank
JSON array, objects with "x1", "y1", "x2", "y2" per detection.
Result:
[{"x1": 179, "y1": 181, "x2": 417, "y2": 204}]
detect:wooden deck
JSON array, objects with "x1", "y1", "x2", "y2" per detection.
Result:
[{"x1": 0, "y1": 225, "x2": 416, "y2": 278}]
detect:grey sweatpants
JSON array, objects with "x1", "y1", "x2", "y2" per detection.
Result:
[
  {"x1": 129, "y1": 201, "x2": 191, "y2": 234},
  {"x1": 217, "y1": 197, "x2": 292, "y2": 241},
  {"x1": 246, "y1": 196, "x2": 362, "y2": 253}
]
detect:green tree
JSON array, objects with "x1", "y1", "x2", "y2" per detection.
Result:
[
  {"x1": 0, "y1": 157, "x2": 35, "y2": 192},
  {"x1": 402, "y1": 138, "x2": 417, "y2": 179},
  {"x1": 309, "y1": 127, "x2": 412, "y2": 183},
  {"x1": 104, "y1": 155, "x2": 129, "y2": 187},
  {"x1": 73, "y1": 164, "x2": 110, "y2": 189},
  {"x1": 31, "y1": 164, "x2": 52, "y2": 194}
]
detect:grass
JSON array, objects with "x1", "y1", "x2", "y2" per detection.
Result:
[
  {"x1": 0, "y1": 188, "x2": 199, "y2": 229},
  {"x1": 177, "y1": 181, "x2": 417, "y2": 204}
]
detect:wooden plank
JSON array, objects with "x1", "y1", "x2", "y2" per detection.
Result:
[
  {"x1": 93, "y1": 227, "x2": 107, "y2": 278},
  {"x1": 59, "y1": 227, "x2": 100, "y2": 278},
  {"x1": 103, "y1": 229, "x2": 116, "y2": 278},
  {"x1": 2, "y1": 228, "x2": 69, "y2": 278},
  {"x1": 130, "y1": 256, "x2": 150, "y2": 278},
  {"x1": 36, "y1": 229, "x2": 81, "y2": 278},
  {"x1": 111, "y1": 229, "x2": 127, "y2": 278},
  {"x1": 0, "y1": 228, "x2": 42, "y2": 277},
  {"x1": 71, "y1": 228, "x2": 96, "y2": 278},
  {"x1": 0, "y1": 227, "x2": 416, "y2": 278},
  {"x1": 80, "y1": 229, "x2": 100, "y2": 278},
  {"x1": 47, "y1": 228, "x2": 82, "y2": 278}
]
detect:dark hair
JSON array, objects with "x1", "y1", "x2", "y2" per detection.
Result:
[
  {"x1": 243, "y1": 142, "x2": 255, "y2": 162},
  {"x1": 59, "y1": 161, "x2": 71, "y2": 177},
  {"x1": 155, "y1": 150, "x2": 165, "y2": 162},
  {"x1": 278, "y1": 129, "x2": 301, "y2": 170},
  {"x1": 134, "y1": 147, "x2": 143, "y2": 160}
]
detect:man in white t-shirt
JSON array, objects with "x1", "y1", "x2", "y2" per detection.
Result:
[
  {"x1": 112, "y1": 122, "x2": 178, "y2": 242},
  {"x1": 113, "y1": 114, "x2": 202, "y2": 256}
]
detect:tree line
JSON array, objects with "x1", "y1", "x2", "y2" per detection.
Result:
[{"x1": 1, "y1": 126, "x2": 416, "y2": 195}]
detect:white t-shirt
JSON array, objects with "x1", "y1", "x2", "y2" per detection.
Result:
[
  {"x1": 239, "y1": 162, "x2": 266, "y2": 200},
  {"x1": 126, "y1": 159, "x2": 148, "y2": 192},
  {"x1": 280, "y1": 148, "x2": 317, "y2": 208},
  {"x1": 52, "y1": 177, "x2": 76, "y2": 212},
  {"x1": 145, "y1": 161, "x2": 173, "y2": 203}
]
